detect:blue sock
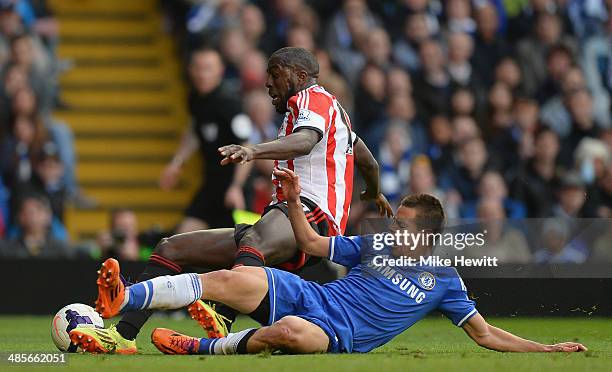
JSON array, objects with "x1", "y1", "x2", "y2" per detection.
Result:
[
  {"x1": 197, "y1": 338, "x2": 217, "y2": 355},
  {"x1": 123, "y1": 281, "x2": 153, "y2": 312}
]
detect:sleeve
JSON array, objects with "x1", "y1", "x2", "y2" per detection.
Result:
[
  {"x1": 437, "y1": 276, "x2": 478, "y2": 327},
  {"x1": 328, "y1": 235, "x2": 362, "y2": 268},
  {"x1": 288, "y1": 94, "x2": 326, "y2": 139}
]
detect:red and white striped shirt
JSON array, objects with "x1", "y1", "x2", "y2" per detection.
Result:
[{"x1": 272, "y1": 84, "x2": 355, "y2": 235}]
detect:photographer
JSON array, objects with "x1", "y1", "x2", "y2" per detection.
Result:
[{"x1": 97, "y1": 208, "x2": 141, "y2": 261}]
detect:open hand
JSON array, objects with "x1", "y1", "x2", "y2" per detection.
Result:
[
  {"x1": 545, "y1": 342, "x2": 588, "y2": 352},
  {"x1": 218, "y1": 145, "x2": 254, "y2": 165},
  {"x1": 272, "y1": 167, "x2": 301, "y2": 203}
]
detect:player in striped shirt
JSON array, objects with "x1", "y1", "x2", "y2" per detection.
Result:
[{"x1": 74, "y1": 47, "x2": 393, "y2": 354}]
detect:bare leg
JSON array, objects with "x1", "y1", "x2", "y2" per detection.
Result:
[
  {"x1": 237, "y1": 209, "x2": 299, "y2": 265},
  {"x1": 247, "y1": 316, "x2": 330, "y2": 354},
  {"x1": 199, "y1": 266, "x2": 269, "y2": 313},
  {"x1": 155, "y1": 228, "x2": 238, "y2": 269},
  {"x1": 175, "y1": 217, "x2": 209, "y2": 234}
]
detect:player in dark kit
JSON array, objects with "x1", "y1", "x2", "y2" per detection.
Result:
[
  {"x1": 159, "y1": 48, "x2": 252, "y2": 233},
  {"x1": 75, "y1": 47, "x2": 393, "y2": 354}
]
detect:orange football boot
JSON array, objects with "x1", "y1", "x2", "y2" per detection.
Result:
[
  {"x1": 95, "y1": 258, "x2": 125, "y2": 318},
  {"x1": 151, "y1": 328, "x2": 201, "y2": 355},
  {"x1": 187, "y1": 300, "x2": 230, "y2": 338}
]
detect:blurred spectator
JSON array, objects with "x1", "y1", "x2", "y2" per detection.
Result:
[
  {"x1": 185, "y1": 0, "x2": 244, "y2": 47},
  {"x1": 426, "y1": 115, "x2": 454, "y2": 175},
  {"x1": 450, "y1": 88, "x2": 477, "y2": 118},
  {"x1": 451, "y1": 115, "x2": 480, "y2": 147},
  {"x1": 413, "y1": 39, "x2": 455, "y2": 121},
  {"x1": 494, "y1": 57, "x2": 523, "y2": 93},
  {"x1": 354, "y1": 64, "x2": 386, "y2": 141},
  {"x1": 98, "y1": 208, "x2": 142, "y2": 261},
  {"x1": 386, "y1": 66, "x2": 412, "y2": 98},
  {"x1": 553, "y1": 172, "x2": 591, "y2": 230},
  {"x1": 240, "y1": 4, "x2": 271, "y2": 53},
  {"x1": 25, "y1": 141, "x2": 66, "y2": 222},
  {"x1": 580, "y1": 13, "x2": 612, "y2": 121},
  {"x1": 445, "y1": 0, "x2": 476, "y2": 34},
  {"x1": 316, "y1": 49, "x2": 354, "y2": 109},
  {"x1": 380, "y1": 94, "x2": 427, "y2": 155},
  {"x1": 574, "y1": 138, "x2": 609, "y2": 186},
  {"x1": 559, "y1": 89, "x2": 601, "y2": 167},
  {"x1": 585, "y1": 162, "x2": 612, "y2": 218},
  {"x1": 9, "y1": 33, "x2": 54, "y2": 114},
  {"x1": 473, "y1": 197, "x2": 531, "y2": 264},
  {"x1": 218, "y1": 26, "x2": 250, "y2": 92},
  {"x1": 512, "y1": 97, "x2": 540, "y2": 161},
  {"x1": 534, "y1": 218, "x2": 588, "y2": 264},
  {"x1": 0, "y1": 193, "x2": 70, "y2": 258},
  {"x1": 447, "y1": 31, "x2": 483, "y2": 94},
  {"x1": 0, "y1": 113, "x2": 47, "y2": 192},
  {"x1": 471, "y1": 2, "x2": 510, "y2": 87},
  {"x1": 567, "y1": 0, "x2": 610, "y2": 40},
  {"x1": 540, "y1": 66, "x2": 611, "y2": 138},
  {"x1": 287, "y1": 25, "x2": 315, "y2": 51},
  {"x1": 511, "y1": 127, "x2": 562, "y2": 217},
  {"x1": 239, "y1": 48, "x2": 267, "y2": 93},
  {"x1": 408, "y1": 155, "x2": 458, "y2": 218},
  {"x1": 392, "y1": 12, "x2": 433, "y2": 72},
  {"x1": 361, "y1": 27, "x2": 391, "y2": 69},
  {"x1": 461, "y1": 171, "x2": 526, "y2": 219},
  {"x1": 536, "y1": 43, "x2": 575, "y2": 103},
  {"x1": 325, "y1": 0, "x2": 376, "y2": 85},
  {"x1": 379, "y1": 124, "x2": 417, "y2": 207},
  {"x1": 244, "y1": 89, "x2": 276, "y2": 213},
  {"x1": 440, "y1": 136, "x2": 489, "y2": 204},
  {"x1": 516, "y1": 12, "x2": 576, "y2": 96}
]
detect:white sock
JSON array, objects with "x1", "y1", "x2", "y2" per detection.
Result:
[
  {"x1": 127, "y1": 273, "x2": 203, "y2": 310},
  {"x1": 210, "y1": 328, "x2": 257, "y2": 355}
]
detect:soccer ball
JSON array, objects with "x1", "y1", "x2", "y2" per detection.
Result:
[{"x1": 51, "y1": 303, "x2": 104, "y2": 352}]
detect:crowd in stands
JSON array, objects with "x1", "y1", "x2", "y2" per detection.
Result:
[
  {"x1": 1, "y1": 0, "x2": 611, "y2": 265},
  {"x1": 0, "y1": 0, "x2": 86, "y2": 257}
]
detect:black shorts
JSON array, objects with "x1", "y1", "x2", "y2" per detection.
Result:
[
  {"x1": 184, "y1": 185, "x2": 234, "y2": 228},
  {"x1": 234, "y1": 197, "x2": 330, "y2": 271}
]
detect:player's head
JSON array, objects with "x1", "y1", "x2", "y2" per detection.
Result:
[
  {"x1": 396, "y1": 194, "x2": 445, "y2": 240},
  {"x1": 189, "y1": 48, "x2": 224, "y2": 94},
  {"x1": 266, "y1": 47, "x2": 319, "y2": 113}
]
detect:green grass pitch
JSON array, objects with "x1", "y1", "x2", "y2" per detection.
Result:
[{"x1": 0, "y1": 315, "x2": 610, "y2": 371}]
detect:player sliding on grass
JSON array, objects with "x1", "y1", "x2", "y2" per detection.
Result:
[
  {"x1": 71, "y1": 168, "x2": 587, "y2": 355},
  {"x1": 72, "y1": 47, "x2": 392, "y2": 354}
]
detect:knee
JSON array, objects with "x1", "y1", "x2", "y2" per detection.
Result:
[
  {"x1": 154, "y1": 236, "x2": 183, "y2": 263},
  {"x1": 264, "y1": 317, "x2": 303, "y2": 349}
]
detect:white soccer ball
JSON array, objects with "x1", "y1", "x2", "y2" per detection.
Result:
[{"x1": 51, "y1": 303, "x2": 104, "y2": 352}]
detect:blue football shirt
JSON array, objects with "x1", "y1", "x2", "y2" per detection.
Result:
[{"x1": 320, "y1": 235, "x2": 478, "y2": 352}]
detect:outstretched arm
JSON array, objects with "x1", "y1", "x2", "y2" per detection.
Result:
[
  {"x1": 219, "y1": 129, "x2": 319, "y2": 165},
  {"x1": 273, "y1": 167, "x2": 330, "y2": 257},
  {"x1": 353, "y1": 138, "x2": 393, "y2": 217},
  {"x1": 462, "y1": 313, "x2": 587, "y2": 352}
]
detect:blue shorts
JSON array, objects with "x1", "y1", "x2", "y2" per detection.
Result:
[{"x1": 263, "y1": 267, "x2": 349, "y2": 353}]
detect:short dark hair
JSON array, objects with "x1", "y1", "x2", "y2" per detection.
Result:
[
  {"x1": 269, "y1": 47, "x2": 319, "y2": 78},
  {"x1": 400, "y1": 194, "x2": 445, "y2": 234},
  {"x1": 189, "y1": 47, "x2": 221, "y2": 64}
]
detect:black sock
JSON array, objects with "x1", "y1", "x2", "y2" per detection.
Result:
[
  {"x1": 233, "y1": 245, "x2": 265, "y2": 267},
  {"x1": 115, "y1": 254, "x2": 182, "y2": 340},
  {"x1": 236, "y1": 329, "x2": 258, "y2": 354},
  {"x1": 212, "y1": 246, "x2": 266, "y2": 332}
]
